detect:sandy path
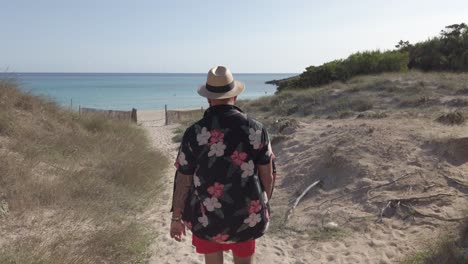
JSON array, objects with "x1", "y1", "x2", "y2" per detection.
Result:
[{"x1": 138, "y1": 110, "x2": 305, "y2": 264}]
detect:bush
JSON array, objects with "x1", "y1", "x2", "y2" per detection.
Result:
[
  {"x1": 274, "y1": 23, "x2": 468, "y2": 92},
  {"x1": 436, "y1": 111, "x2": 466, "y2": 125},
  {"x1": 403, "y1": 23, "x2": 468, "y2": 72},
  {"x1": 277, "y1": 50, "x2": 409, "y2": 91}
]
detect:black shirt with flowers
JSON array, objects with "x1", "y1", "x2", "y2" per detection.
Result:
[{"x1": 175, "y1": 104, "x2": 272, "y2": 243}]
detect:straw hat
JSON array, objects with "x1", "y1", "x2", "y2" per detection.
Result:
[{"x1": 197, "y1": 66, "x2": 245, "y2": 99}]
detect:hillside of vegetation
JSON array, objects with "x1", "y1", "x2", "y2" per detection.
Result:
[
  {"x1": 272, "y1": 23, "x2": 468, "y2": 92},
  {"x1": 237, "y1": 71, "x2": 468, "y2": 263},
  {"x1": 0, "y1": 80, "x2": 168, "y2": 263}
]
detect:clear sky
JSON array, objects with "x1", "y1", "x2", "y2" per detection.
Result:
[{"x1": 1, "y1": 0, "x2": 467, "y2": 73}]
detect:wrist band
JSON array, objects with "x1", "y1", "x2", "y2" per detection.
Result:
[{"x1": 171, "y1": 217, "x2": 182, "y2": 222}]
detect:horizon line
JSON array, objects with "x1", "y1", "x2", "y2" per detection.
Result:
[{"x1": 2, "y1": 71, "x2": 299, "y2": 75}]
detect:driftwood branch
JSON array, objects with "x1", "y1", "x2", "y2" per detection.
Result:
[
  {"x1": 377, "y1": 193, "x2": 466, "y2": 222},
  {"x1": 283, "y1": 180, "x2": 321, "y2": 226},
  {"x1": 399, "y1": 203, "x2": 468, "y2": 222},
  {"x1": 385, "y1": 193, "x2": 455, "y2": 204},
  {"x1": 308, "y1": 173, "x2": 411, "y2": 210}
]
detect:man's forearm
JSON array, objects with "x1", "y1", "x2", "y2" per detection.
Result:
[
  {"x1": 258, "y1": 160, "x2": 274, "y2": 199},
  {"x1": 260, "y1": 175, "x2": 273, "y2": 199},
  {"x1": 172, "y1": 172, "x2": 193, "y2": 218}
]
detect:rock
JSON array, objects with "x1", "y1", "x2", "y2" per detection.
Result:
[{"x1": 324, "y1": 221, "x2": 339, "y2": 230}]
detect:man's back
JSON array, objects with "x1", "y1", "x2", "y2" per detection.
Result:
[{"x1": 176, "y1": 104, "x2": 272, "y2": 243}]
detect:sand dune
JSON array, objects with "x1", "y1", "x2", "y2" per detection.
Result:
[{"x1": 139, "y1": 110, "x2": 468, "y2": 264}]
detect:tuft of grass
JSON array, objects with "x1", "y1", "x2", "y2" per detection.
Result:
[
  {"x1": 446, "y1": 98, "x2": 468, "y2": 107},
  {"x1": 399, "y1": 96, "x2": 440, "y2": 108},
  {"x1": 171, "y1": 111, "x2": 203, "y2": 143},
  {"x1": 172, "y1": 126, "x2": 186, "y2": 143},
  {"x1": 401, "y1": 237, "x2": 467, "y2": 264},
  {"x1": 401, "y1": 218, "x2": 468, "y2": 264},
  {"x1": 0, "y1": 111, "x2": 13, "y2": 135},
  {"x1": 0, "y1": 80, "x2": 167, "y2": 263},
  {"x1": 455, "y1": 87, "x2": 468, "y2": 95},
  {"x1": 436, "y1": 111, "x2": 466, "y2": 125}
]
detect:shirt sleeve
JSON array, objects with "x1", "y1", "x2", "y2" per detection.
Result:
[
  {"x1": 175, "y1": 128, "x2": 197, "y2": 175},
  {"x1": 255, "y1": 127, "x2": 273, "y2": 165}
]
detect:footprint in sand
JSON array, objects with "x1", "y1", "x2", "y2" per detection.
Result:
[
  {"x1": 273, "y1": 245, "x2": 286, "y2": 257},
  {"x1": 391, "y1": 229, "x2": 406, "y2": 239}
]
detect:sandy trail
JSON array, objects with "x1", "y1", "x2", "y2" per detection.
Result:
[
  {"x1": 138, "y1": 110, "x2": 306, "y2": 264},
  {"x1": 138, "y1": 110, "x2": 468, "y2": 264}
]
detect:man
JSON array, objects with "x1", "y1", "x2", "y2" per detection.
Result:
[{"x1": 170, "y1": 66, "x2": 274, "y2": 264}]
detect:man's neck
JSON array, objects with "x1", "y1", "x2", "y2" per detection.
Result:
[{"x1": 210, "y1": 102, "x2": 234, "y2": 106}]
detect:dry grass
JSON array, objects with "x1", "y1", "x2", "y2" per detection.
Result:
[
  {"x1": 436, "y1": 111, "x2": 466, "y2": 125},
  {"x1": 0, "y1": 80, "x2": 168, "y2": 263},
  {"x1": 171, "y1": 111, "x2": 203, "y2": 143},
  {"x1": 239, "y1": 71, "x2": 468, "y2": 123},
  {"x1": 401, "y1": 219, "x2": 468, "y2": 264}
]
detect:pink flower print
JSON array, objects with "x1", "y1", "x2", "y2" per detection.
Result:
[
  {"x1": 212, "y1": 233, "x2": 229, "y2": 243},
  {"x1": 230, "y1": 151, "x2": 247, "y2": 166},
  {"x1": 174, "y1": 160, "x2": 180, "y2": 169},
  {"x1": 209, "y1": 129, "x2": 224, "y2": 145},
  {"x1": 248, "y1": 200, "x2": 262, "y2": 214},
  {"x1": 207, "y1": 182, "x2": 224, "y2": 198},
  {"x1": 183, "y1": 221, "x2": 192, "y2": 230},
  {"x1": 265, "y1": 208, "x2": 269, "y2": 220}
]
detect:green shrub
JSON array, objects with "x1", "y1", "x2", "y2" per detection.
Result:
[
  {"x1": 274, "y1": 23, "x2": 468, "y2": 92},
  {"x1": 277, "y1": 50, "x2": 409, "y2": 91}
]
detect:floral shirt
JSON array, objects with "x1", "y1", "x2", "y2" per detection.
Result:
[{"x1": 174, "y1": 104, "x2": 272, "y2": 243}]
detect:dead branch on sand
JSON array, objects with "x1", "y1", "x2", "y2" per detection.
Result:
[
  {"x1": 283, "y1": 180, "x2": 321, "y2": 226},
  {"x1": 377, "y1": 193, "x2": 467, "y2": 222},
  {"x1": 306, "y1": 173, "x2": 411, "y2": 211}
]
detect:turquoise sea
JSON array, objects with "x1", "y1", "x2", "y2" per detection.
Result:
[{"x1": 2, "y1": 73, "x2": 295, "y2": 110}]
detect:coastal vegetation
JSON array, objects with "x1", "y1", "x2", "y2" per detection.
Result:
[
  {"x1": 401, "y1": 218, "x2": 468, "y2": 264},
  {"x1": 273, "y1": 23, "x2": 468, "y2": 92},
  {"x1": 0, "y1": 80, "x2": 168, "y2": 263},
  {"x1": 241, "y1": 71, "x2": 468, "y2": 130}
]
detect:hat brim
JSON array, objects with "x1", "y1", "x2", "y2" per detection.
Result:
[{"x1": 197, "y1": 80, "x2": 245, "y2": 99}]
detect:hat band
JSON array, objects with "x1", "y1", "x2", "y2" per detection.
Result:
[{"x1": 205, "y1": 81, "x2": 235, "y2": 93}]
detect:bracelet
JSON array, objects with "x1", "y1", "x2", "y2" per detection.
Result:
[{"x1": 171, "y1": 217, "x2": 182, "y2": 222}]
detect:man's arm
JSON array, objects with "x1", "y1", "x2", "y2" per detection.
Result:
[
  {"x1": 257, "y1": 159, "x2": 274, "y2": 200},
  {"x1": 171, "y1": 172, "x2": 193, "y2": 219}
]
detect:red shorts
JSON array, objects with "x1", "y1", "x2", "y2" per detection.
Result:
[{"x1": 192, "y1": 235, "x2": 255, "y2": 258}]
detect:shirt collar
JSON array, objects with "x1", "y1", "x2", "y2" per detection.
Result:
[{"x1": 204, "y1": 104, "x2": 244, "y2": 117}]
